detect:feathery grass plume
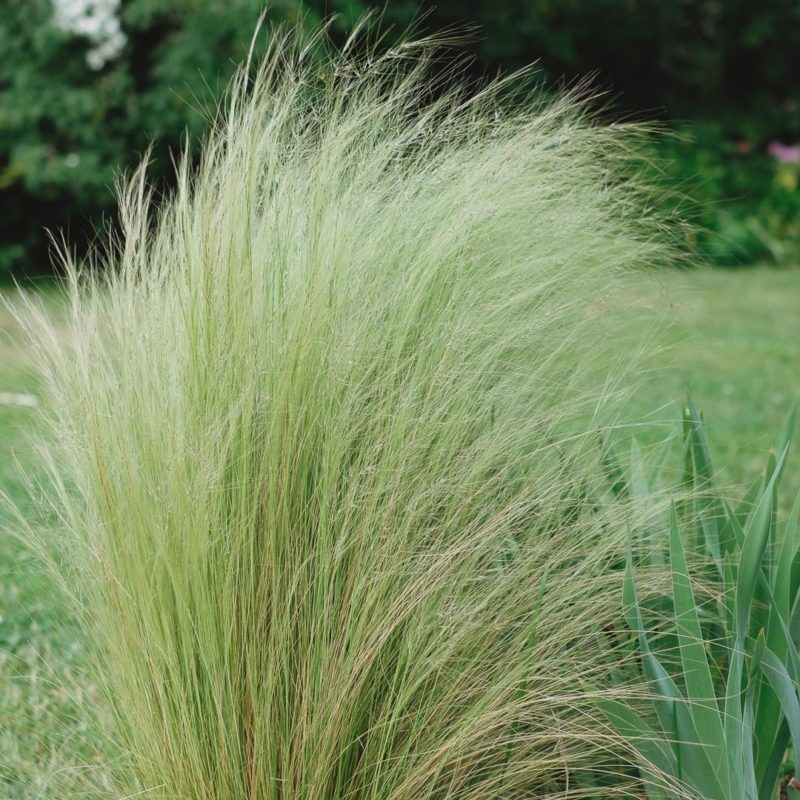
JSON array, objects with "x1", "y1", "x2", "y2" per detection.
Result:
[{"x1": 15, "y1": 21, "x2": 674, "y2": 799}]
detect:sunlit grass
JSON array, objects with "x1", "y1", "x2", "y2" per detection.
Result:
[
  {"x1": 7, "y1": 22, "x2": 683, "y2": 798},
  {"x1": 3, "y1": 263, "x2": 798, "y2": 796},
  {"x1": 17, "y1": 18, "x2": 800, "y2": 799}
]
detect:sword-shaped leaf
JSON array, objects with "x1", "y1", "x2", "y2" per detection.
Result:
[{"x1": 668, "y1": 503, "x2": 727, "y2": 775}]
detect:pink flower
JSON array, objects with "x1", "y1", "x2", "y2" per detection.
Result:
[{"x1": 767, "y1": 141, "x2": 800, "y2": 163}]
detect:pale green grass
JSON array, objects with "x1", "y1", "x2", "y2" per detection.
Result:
[
  {"x1": 7, "y1": 26, "x2": 676, "y2": 800},
  {"x1": 0, "y1": 274, "x2": 792, "y2": 796},
  {"x1": 2, "y1": 266, "x2": 796, "y2": 796},
  {"x1": 1, "y1": 28, "x2": 796, "y2": 798}
]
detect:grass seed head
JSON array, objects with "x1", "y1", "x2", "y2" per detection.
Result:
[{"x1": 16, "y1": 21, "x2": 674, "y2": 800}]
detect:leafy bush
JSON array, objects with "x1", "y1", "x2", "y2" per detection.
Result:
[
  {"x1": 0, "y1": 0, "x2": 312, "y2": 276},
  {"x1": 657, "y1": 124, "x2": 800, "y2": 266},
  {"x1": 3, "y1": 1, "x2": 800, "y2": 276},
  {"x1": 11, "y1": 24, "x2": 676, "y2": 799}
]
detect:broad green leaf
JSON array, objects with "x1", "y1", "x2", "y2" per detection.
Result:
[
  {"x1": 772, "y1": 493, "x2": 800, "y2": 632},
  {"x1": 760, "y1": 492, "x2": 800, "y2": 775},
  {"x1": 723, "y1": 643, "x2": 745, "y2": 790},
  {"x1": 731, "y1": 459, "x2": 782, "y2": 797},
  {"x1": 769, "y1": 405, "x2": 796, "y2": 487},
  {"x1": 735, "y1": 477, "x2": 764, "y2": 531},
  {"x1": 758, "y1": 722, "x2": 790, "y2": 800},
  {"x1": 761, "y1": 647, "x2": 800, "y2": 765},
  {"x1": 773, "y1": 613, "x2": 800, "y2": 689},
  {"x1": 736, "y1": 449, "x2": 786, "y2": 640},
  {"x1": 668, "y1": 504, "x2": 726, "y2": 761},
  {"x1": 623, "y1": 538, "x2": 728, "y2": 799},
  {"x1": 788, "y1": 566, "x2": 800, "y2": 642},
  {"x1": 601, "y1": 437, "x2": 628, "y2": 499},
  {"x1": 721, "y1": 552, "x2": 737, "y2": 636},
  {"x1": 596, "y1": 698, "x2": 677, "y2": 778},
  {"x1": 751, "y1": 627, "x2": 767, "y2": 672},
  {"x1": 742, "y1": 645, "x2": 763, "y2": 800},
  {"x1": 767, "y1": 611, "x2": 800, "y2": 797},
  {"x1": 623, "y1": 540, "x2": 684, "y2": 710},
  {"x1": 684, "y1": 395, "x2": 712, "y2": 484},
  {"x1": 755, "y1": 646, "x2": 791, "y2": 791},
  {"x1": 683, "y1": 395, "x2": 733, "y2": 566},
  {"x1": 724, "y1": 497, "x2": 745, "y2": 549},
  {"x1": 623, "y1": 543, "x2": 680, "y2": 729}
]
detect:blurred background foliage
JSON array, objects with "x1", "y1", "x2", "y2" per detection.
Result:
[{"x1": 2, "y1": 0, "x2": 800, "y2": 277}]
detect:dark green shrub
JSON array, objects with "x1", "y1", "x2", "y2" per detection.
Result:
[
  {"x1": 3, "y1": 0, "x2": 800, "y2": 275},
  {"x1": 658, "y1": 123, "x2": 800, "y2": 266},
  {"x1": 0, "y1": 0, "x2": 311, "y2": 277}
]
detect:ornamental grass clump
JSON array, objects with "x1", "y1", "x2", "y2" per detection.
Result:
[{"x1": 16, "y1": 24, "x2": 673, "y2": 799}]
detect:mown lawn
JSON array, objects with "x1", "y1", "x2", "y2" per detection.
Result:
[
  {"x1": 0, "y1": 296, "x2": 114, "y2": 798},
  {"x1": 0, "y1": 267, "x2": 797, "y2": 795},
  {"x1": 622, "y1": 267, "x2": 800, "y2": 498}
]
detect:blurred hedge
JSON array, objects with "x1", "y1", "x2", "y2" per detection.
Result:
[{"x1": 2, "y1": 0, "x2": 800, "y2": 277}]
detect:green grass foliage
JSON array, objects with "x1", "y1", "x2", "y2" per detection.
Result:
[
  {"x1": 601, "y1": 403, "x2": 800, "y2": 800},
  {"x1": 11, "y1": 25, "x2": 674, "y2": 799}
]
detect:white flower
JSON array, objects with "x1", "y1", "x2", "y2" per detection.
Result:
[{"x1": 52, "y1": 0, "x2": 126, "y2": 70}]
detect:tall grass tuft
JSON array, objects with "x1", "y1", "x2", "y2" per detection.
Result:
[{"x1": 15, "y1": 23, "x2": 674, "y2": 799}]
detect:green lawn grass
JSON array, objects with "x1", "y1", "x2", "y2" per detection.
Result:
[
  {"x1": 622, "y1": 267, "x2": 800, "y2": 498},
  {"x1": 0, "y1": 267, "x2": 797, "y2": 795},
  {"x1": 0, "y1": 298, "x2": 114, "y2": 798}
]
